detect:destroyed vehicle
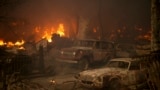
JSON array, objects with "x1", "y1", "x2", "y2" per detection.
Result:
[
  {"x1": 75, "y1": 58, "x2": 148, "y2": 90},
  {"x1": 115, "y1": 43, "x2": 137, "y2": 57},
  {"x1": 55, "y1": 39, "x2": 115, "y2": 70}
]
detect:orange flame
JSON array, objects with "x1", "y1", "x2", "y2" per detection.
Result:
[
  {"x1": 0, "y1": 39, "x2": 25, "y2": 47},
  {"x1": 42, "y1": 31, "x2": 53, "y2": 42},
  {"x1": 15, "y1": 40, "x2": 25, "y2": 46},
  {"x1": 93, "y1": 28, "x2": 97, "y2": 33},
  {"x1": 35, "y1": 23, "x2": 66, "y2": 42},
  {"x1": 136, "y1": 34, "x2": 151, "y2": 41},
  {"x1": 56, "y1": 24, "x2": 65, "y2": 37},
  {"x1": 0, "y1": 40, "x2": 6, "y2": 46}
]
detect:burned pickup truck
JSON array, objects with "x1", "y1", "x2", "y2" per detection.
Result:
[
  {"x1": 75, "y1": 58, "x2": 148, "y2": 90},
  {"x1": 55, "y1": 39, "x2": 115, "y2": 70}
]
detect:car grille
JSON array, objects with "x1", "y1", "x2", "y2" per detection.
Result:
[{"x1": 62, "y1": 53, "x2": 75, "y2": 58}]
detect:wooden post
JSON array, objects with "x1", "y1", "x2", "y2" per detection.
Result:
[{"x1": 39, "y1": 45, "x2": 44, "y2": 73}]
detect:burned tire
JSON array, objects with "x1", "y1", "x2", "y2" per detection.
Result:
[
  {"x1": 75, "y1": 87, "x2": 90, "y2": 90},
  {"x1": 78, "y1": 58, "x2": 89, "y2": 70},
  {"x1": 108, "y1": 79, "x2": 121, "y2": 90}
]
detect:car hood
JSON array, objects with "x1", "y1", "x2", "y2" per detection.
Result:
[
  {"x1": 79, "y1": 67, "x2": 126, "y2": 79},
  {"x1": 62, "y1": 46, "x2": 92, "y2": 51}
]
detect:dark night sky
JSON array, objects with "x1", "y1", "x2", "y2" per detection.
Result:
[{"x1": 0, "y1": 0, "x2": 151, "y2": 42}]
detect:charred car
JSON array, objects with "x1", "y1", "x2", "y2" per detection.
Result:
[
  {"x1": 55, "y1": 39, "x2": 115, "y2": 70},
  {"x1": 75, "y1": 58, "x2": 148, "y2": 90}
]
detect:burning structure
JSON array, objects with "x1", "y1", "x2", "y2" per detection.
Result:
[
  {"x1": 0, "y1": 0, "x2": 156, "y2": 90},
  {"x1": 0, "y1": 0, "x2": 151, "y2": 44}
]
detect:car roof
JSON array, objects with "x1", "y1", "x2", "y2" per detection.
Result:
[
  {"x1": 110, "y1": 58, "x2": 137, "y2": 62},
  {"x1": 76, "y1": 39, "x2": 114, "y2": 43}
]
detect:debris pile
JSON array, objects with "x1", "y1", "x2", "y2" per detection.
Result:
[{"x1": 6, "y1": 73, "x2": 47, "y2": 90}]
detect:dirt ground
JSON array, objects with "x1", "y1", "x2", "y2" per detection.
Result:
[
  {"x1": 30, "y1": 67, "x2": 89, "y2": 90},
  {"x1": 6, "y1": 66, "x2": 87, "y2": 90},
  {"x1": 27, "y1": 49, "x2": 117, "y2": 90}
]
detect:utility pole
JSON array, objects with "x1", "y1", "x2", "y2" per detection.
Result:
[{"x1": 151, "y1": 0, "x2": 160, "y2": 52}]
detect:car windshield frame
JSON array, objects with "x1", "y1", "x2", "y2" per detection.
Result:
[
  {"x1": 106, "y1": 61, "x2": 129, "y2": 69},
  {"x1": 73, "y1": 40, "x2": 95, "y2": 47},
  {"x1": 129, "y1": 61, "x2": 140, "y2": 70}
]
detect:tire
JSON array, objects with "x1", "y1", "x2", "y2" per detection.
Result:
[
  {"x1": 78, "y1": 58, "x2": 89, "y2": 70},
  {"x1": 108, "y1": 79, "x2": 121, "y2": 90},
  {"x1": 75, "y1": 87, "x2": 90, "y2": 90}
]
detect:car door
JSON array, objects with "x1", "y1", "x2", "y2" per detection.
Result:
[
  {"x1": 127, "y1": 61, "x2": 141, "y2": 85},
  {"x1": 93, "y1": 42, "x2": 111, "y2": 61},
  {"x1": 100, "y1": 42, "x2": 111, "y2": 60},
  {"x1": 93, "y1": 41, "x2": 102, "y2": 61}
]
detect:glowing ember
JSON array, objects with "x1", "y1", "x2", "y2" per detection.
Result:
[
  {"x1": 143, "y1": 34, "x2": 151, "y2": 40},
  {"x1": 7, "y1": 42, "x2": 14, "y2": 47},
  {"x1": 18, "y1": 46, "x2": 25, "y2": 50},
  {"x1": 93, "y1": 28, "x2": 97, "y2": 33},
  {"x1": 15, "y1": 40, "x2": 25, "y2": 46},
  {"x1": 136, "y1": 34, "x2": 151, "y2": 41}
]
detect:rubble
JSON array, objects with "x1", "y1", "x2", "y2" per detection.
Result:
[{"x1": 6, "y1": 73, "x2": 47, "y2": 90}]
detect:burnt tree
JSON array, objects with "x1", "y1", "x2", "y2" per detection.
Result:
[
  {"x1": 147, "y1": 0, "x2": 160, "y2": 89},
  {"x1": 151, "y1": 0, "x2": 160, "y2": 51}
]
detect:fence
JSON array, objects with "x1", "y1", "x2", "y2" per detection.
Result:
[{"x1": 0, "y1": 54, "x2": 39, "y2": 90}]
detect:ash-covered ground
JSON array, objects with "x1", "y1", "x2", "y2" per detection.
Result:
[{"x1": 5, "y1": 48, "x2": 92, "y2": 90}]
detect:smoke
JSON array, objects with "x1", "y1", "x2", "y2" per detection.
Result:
[
  {"x1": 0, "y1": 0, "x2": 150, "y2": 42},
  {"x1": 44, "y1": 48, "x2": 80, "y2": 75}
]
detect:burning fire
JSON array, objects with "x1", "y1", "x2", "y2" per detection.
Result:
[
  {"x1": 0, "y1": 40, "x2": 5, "y2": 46},
  {"x1": 56, "y1": 24, "x2": 65, "y2": 37},
  {"x1": 42, "y1": 31, "x2": 53, "y2": 42},
  {"x1": 0, "y1": 23, "x2": 67, "y2": 47},
  {"x1": 0, "y1": 39, "x2": 25, "y2": 48},
  {"x1": 35, "y1": 23, "x2": 66, "y2": 42}
]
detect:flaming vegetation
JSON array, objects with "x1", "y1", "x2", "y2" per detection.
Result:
[{"x1": 35, "y1": 23, "x2": 66, "y2": 42}]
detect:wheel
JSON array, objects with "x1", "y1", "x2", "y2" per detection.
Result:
[
  {"x1": 78, "y1": 58, "x2": 89, "y2": 70},
  {"x1": 108, "y1": 79, "x2": 122, "y2": 90},
  {"x1": 75, "y1": 87, "x2": 92, "y2": 90}
]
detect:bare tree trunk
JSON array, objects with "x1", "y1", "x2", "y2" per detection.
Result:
[
  {"x1": 77, "y1": 16, "x2": 90, "y2": 39},
  {"x1": 151, "y1": 0, "x2": 160, "y2": 51},
  {"x1": 149, "y1": 1, "x2": 160, "y2": 89}
]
